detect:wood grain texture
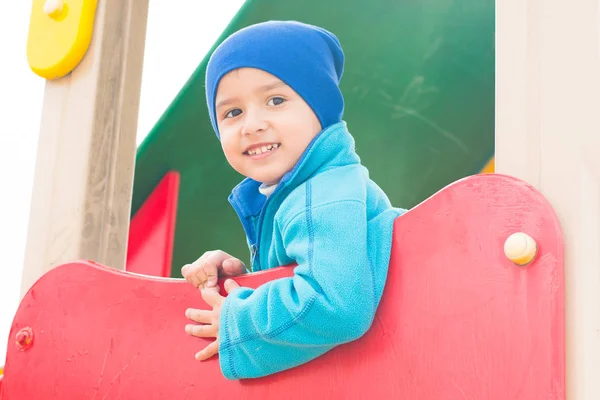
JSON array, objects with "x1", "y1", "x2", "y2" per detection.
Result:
[
  {"x1": 2, "y1": 174, "x2": 564, "y2": 399},
  {"x1": 20, "y1": 0, "x2": 149, "y2": 297},
  {"x1": 496, "y1": 0, "x2": 600, "y2": 397}
]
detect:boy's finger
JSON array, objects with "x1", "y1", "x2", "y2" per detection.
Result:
[
  {"x1": 203, "y1": 254, "x2": 225, "y2": 288},
  {"x1": 195, "y1": 340, "x2": 219, "y2": 361},
  {"x1": 185, "y1": 308, "x2": 211, "y2": 324},
  {"x1": 181, "y1": 264, "x2": 200, "y2": 287},
  {"x1": 181, "y1": 263, "x2": 202, "y2": 287},
  {"x1": 181, "y1": 264, "x2": 190, "y2": 277},
  {"x1": 192, "y1": 264, "x2": 216, "y2": 289},
  {"x1": 186, "y1": 275, "x2": 201, "y2": 288},
  {"x1": 201, "y1": 287, "x2": 223, "y2": 306},
  {"x1": 185, "y1": 323, "x2": 216, "y2": 338},
  {"x1": 204, "y1": 270, "x2": 219, "y2": 288},
  {"x1": 222, "y1": 258, "x2": 246, "y2": 276},
  {"x1": 224, "y1": 279, "x2": 240, "y2": 294}
]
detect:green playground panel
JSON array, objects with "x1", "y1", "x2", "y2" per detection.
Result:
[{"x1": 131, "y1": 0, "x2": 495, "y2": 277}]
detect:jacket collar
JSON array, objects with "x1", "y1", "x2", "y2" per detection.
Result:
[{"x1": 228, "y1": 121, "x2": 360, "y2": 219}]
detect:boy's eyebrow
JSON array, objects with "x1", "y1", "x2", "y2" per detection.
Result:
[
  {"x1": 215, "y1": 97, "x2": 238, "y2": 110},
  {"x1": 255, "y1": 80, "x2": 288, "y2": 93}
]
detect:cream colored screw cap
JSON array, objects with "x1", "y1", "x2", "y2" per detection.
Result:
[{"x1": 504, "y1": 232, "x2": 537, "y2": 266}]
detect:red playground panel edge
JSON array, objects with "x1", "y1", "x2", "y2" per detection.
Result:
[
  {"x1": 126, "y1": 170, "x2": 180, "y2": 278},
  {"x1": 0, "y1": 174, "x2": 565, "y2": 399}
]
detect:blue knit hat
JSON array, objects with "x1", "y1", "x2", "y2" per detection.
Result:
[{"x1": 205, "y1": 20, "x2": 345, "y2": 138}]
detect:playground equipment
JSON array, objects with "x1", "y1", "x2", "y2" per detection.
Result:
[
  {"x1": 129, "y1": 0, "x2": 495, "y2": 275},
  {"x1": 1, "y1": 175, "x2": 565, "y2": 398},
  {"x1": 27, "y1": 0, "x2": 98, "y2": 79},
  {"x1": 3, "y1": 0, "x2": 600, "y2": 398}
]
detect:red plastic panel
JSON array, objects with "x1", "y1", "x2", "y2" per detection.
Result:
[
  {"x1": 1, "y1": 174, "x2": 564, "y2": 399},
  {"x1": 126, "y1": 171, "x2": 180, "y2": 277}
]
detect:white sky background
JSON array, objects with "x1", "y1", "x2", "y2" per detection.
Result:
[{"x1": 0, "y1": 1, "x2": 245, "y2": 364}]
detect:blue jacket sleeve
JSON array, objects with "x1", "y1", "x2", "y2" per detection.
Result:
[{"x1": 217, "y1": 200, "x2": 376, "y2": 379}]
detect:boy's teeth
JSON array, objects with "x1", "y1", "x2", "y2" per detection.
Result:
[{"x1": 248, "y1": 144, "x2": 278, "y2": 155}]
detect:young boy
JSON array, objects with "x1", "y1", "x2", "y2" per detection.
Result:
[{"x1": 181, "y1": 20, "x2": 405, "y2": 380}]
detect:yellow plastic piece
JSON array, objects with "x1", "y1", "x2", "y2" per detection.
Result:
[
  {"x1": 504, "y1": 232, "x2": 537, "y2": 266},
  {"x1": 27, "y1": 0, "x2": 99, "y2": 79},
  {"x1": 44, "y1": 0, "x2": 65, "y2": 19},
  {"x1": 480, "y1": 156, "x2": 495, "y2": 173}
]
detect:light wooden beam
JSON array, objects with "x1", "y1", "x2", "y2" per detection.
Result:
[
  {"x1": 496, "y1": 0, "x2": 600, "y2": 397},
  {"x1": 21, "y1": 0, "x2": 149, "y2": 296}
]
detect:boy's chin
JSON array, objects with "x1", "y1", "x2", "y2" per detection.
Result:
[{"x1": 249, "y1": 171, "x2": 284, "y2": 185}]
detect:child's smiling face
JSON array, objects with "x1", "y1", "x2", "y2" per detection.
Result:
[{"x1": 215, "y1": 68, "x2": 322, "y2": 185}]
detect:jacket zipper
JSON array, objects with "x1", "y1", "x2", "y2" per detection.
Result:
[
  {"x1": 250, "y1": 244, "x2": 258, "y2": 271},
  {"x1": 251, "y1": 183, "x2": 285, "y2": 271},
  {"x1": 229, "y1": 198, "x2": 259, "y2": 271},
  {"x1": 230, "y1": 177, "x2": 290, "y2": 272}
]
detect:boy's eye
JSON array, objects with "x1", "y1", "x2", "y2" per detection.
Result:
[
  {"x1": 225, "y1": 108, "x2": 242, "y2": 119},
  {"x1": 267, "y1": 97, "x2": 286, "y2": 106}
]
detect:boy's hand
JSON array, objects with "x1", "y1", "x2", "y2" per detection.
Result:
[
  {"x1": 185, "y1": 279, "x2": 240, "y2": 361},
  {"x1": 181, "y1": 250, "x2": 246, "y2": 289}
]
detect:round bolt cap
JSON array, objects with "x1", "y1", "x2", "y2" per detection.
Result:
[{"x1": 504, "y1": 232, "x2": 537, "y2": 266}]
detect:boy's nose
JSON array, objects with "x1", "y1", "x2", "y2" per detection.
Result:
[{"x1": 242, "y1": 111, "x2": 268, "y2": 136}]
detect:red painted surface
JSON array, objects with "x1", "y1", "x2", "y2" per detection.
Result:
[
  {"x1": 0, "y1": 174, "x2": 565, "y2": 399},
  {"x1": 14, "y1": 328, "x2": 33, "y2": 352},
  {"x1": 126, "y1": 171, "x2": 180, "y2": 277}
]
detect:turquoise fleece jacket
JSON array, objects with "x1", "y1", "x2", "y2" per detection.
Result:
[{"x1": 221, "y1": 121, "x2": 405, "y2": 379}]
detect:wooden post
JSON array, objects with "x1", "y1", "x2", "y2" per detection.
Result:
[
  {"x1": 20, "y1": 0, "x2": 149, "y2": 297},
  {"x1": 496, "y1": 0, "x2": 600, "y2": 397}
]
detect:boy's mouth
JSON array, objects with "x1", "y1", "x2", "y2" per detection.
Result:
[{"x1": 243, "y1": 143, "x2": 280, "y2": 156}]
